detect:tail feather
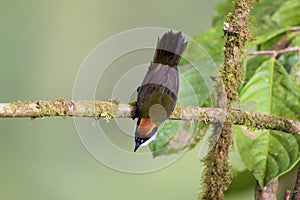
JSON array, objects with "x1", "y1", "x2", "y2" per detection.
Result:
[{"x1": 153, "y1": 31, "x2": 187, "y2": 67}]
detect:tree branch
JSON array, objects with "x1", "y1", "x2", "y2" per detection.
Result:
[
  {"x1": 285, "y1": 190, "x2": 291, "y2": 200},
  {"x1": 288, "y1": 26, "x2": 300, "y2": 31},
  {"x1": 255, "y1": 178, "x2": 278, "y2": 200},
  {"x1": 245, "y1": 46, "x2": 300, "y2": 58},
  {"x1": 1, "y1": 99, "x2": 299, "y2": 134},
  {"x1": 200, "y1": 0, "x2": 257, "y2": 199},
  {"x1": 292, "y1": 164, "x2": 300, "y2": 200}
]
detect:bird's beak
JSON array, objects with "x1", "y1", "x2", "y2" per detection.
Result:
[{"x1": 134, "y1": 143, "x2": 140, "y2": 152}]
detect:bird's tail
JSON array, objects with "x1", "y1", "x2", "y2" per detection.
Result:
[{"x1": 153, "y1": 31, "x2": 187, "y2": 67}]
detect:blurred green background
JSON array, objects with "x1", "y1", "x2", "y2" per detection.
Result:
[{"x1": 0, "y1": 1, "x2": 259, "y2": 199}]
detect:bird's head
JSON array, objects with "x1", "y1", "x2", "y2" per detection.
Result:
[{"x1": 134, "y1": 118, "x2": 158, "y2": 152}]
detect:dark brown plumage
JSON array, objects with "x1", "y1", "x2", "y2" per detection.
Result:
[{"x1": 133, "y1": 31, "x2": 187, "y2": 152}]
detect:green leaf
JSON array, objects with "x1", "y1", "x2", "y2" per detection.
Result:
[
  {"x1": 235, "y1": 127, "x2": 300, "y2": 186},
  {"x1": 244, "y1": 55, "x2": 270, "y2": 82},
  {"x1": 246, "y1": 30, "x2": 299, "y2": 82},
  {"x1": 252, "y1": 28, "x2": 288, "y2": 47},
  {"x1": 149, "y1": 120, "x2": 203, "y2": 157},
  {"x1": 251, "y1": 31, "x2": 300, "y2": 79},
  {"x1": 272, "y1": 0, "x2": 300, "y2": 27},
  {"x1": 278, "y1": 51, "x2": 299, "y2": 73},
  {"x1": 240, "y1": 59, "x2": 300, "y2": 119},
  {"x1": 249, "y1": 0, "x2": 283, "y2": 40},
  {"x1": 289, "y1": 33, "x2": 300, "y2": 86},
  {"x1": 290, "y1": 57, "x2": 300, "y2": 87},
  {"x1": 291, "y1": 32, "x2": 300, "y2": 47},
  {"x1": 149, "y1": 120, "x2": 181, "y2": 155},
  {"x1": 213, "y1": 0, "x2": 284, "y2": 46},
  {"x1": 212, "y1": 0, "x2": 282, "y2": 29},
  {"x1": 229, "y1": 134, "x2": 248, "y2": 173},
  {"x1": 236, "y1": 59, "x2": 300, "y2": 186},
  {"x1": 178, "y1": 66, "x2": 210, "y2": 107}
]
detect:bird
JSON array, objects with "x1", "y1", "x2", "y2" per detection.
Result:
[{"x1": 133, "y1": 31, "x2": 187, "y2": 152}]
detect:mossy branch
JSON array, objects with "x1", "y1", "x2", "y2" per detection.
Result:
[
  {"x1": 200, "y1": 0, "x2": 257, "y2": 199},
  {"x1": 0, "y1": 99, "x2": 299, "y2": 134}
]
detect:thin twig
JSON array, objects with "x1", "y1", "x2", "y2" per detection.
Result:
[
  {"x1": 0, "y1": 99, "x2": 299, "y2": 134},
  {"x1": 245, "y1": 46, "x2": 300, "y2": 58},
  {"x1": 255, "y1": 179, "x2": 278, "y2": 200},
  {"x1": 286, "y1": 190, "x2": 291, "y2": 200},
  {"x1": 288, "y1": 26, "x2": 300, "y2": 31},
  {"x1": 292, "y1": 164, "x2": 300, "y2": 200}
]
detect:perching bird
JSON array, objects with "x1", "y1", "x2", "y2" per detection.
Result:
[{"x1": 133, "y1": 31, "x2": 187, "y2": 152}]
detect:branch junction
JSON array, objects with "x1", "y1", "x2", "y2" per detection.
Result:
[{"x1": 0, "y1": 99, "x2": 299, "y2": 134}]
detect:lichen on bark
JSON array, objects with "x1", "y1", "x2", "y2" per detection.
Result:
[{"x1": 199, "y1": 0, "x2": 256, "y2": 199}]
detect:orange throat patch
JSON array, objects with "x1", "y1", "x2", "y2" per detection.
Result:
[{"x1": 137, "y1": 118, "x2": 157, "y2": 137}]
